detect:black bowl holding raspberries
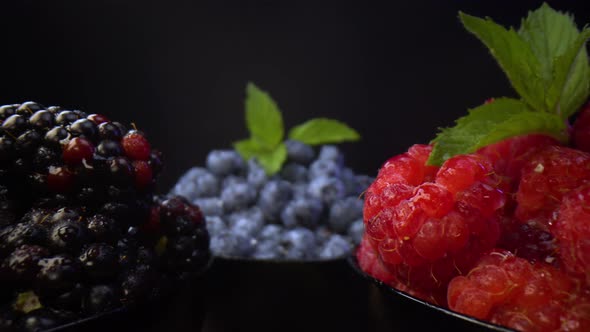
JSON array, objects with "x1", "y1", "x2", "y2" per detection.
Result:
[{"x1": 0, "y1": 102, "x2": 211, "y2": 332}]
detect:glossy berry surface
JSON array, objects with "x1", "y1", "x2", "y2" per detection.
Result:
[
  {"x1": 515, "y1": 146, "x2": 590, "y2": 227},
  {"x1": 363, "y1": 145, "x2": 505, "y2": 294},
  {"x1": 0, "y1": 102, "x2": 211, "y2": 331},
  {"x1": 448, "y1": 250, "x2": 590, "y2": 332},
  {"x1": 171, "y1": 144, "x2": 371, "y2": 260}
]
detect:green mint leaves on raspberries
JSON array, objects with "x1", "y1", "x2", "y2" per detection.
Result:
[
  {"x1": 428, "y1": 3, "x2": 590, "y2": 166},
  {"x1": 234, "y1": 82, "x2": 360, "y2": 175}
]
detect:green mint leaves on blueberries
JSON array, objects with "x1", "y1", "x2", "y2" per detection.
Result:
[
  {"x1": 234, "y1": 82, "x2": 360, "y2": 174},
  {"x1": 428, "y1": 3, "x2": 590, "y2": 166}
]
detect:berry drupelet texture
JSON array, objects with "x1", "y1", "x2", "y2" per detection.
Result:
[{"x1": 0, "y1": 102, "x2": 211, "y2": 331}]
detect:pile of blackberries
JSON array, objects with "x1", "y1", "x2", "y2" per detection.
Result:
[
  {"x1": 0, "y1": 102, "x2": 210, "y2": 331},
  {"x1": 171, "y1": 140, "x2": 372, "y2": 260}
]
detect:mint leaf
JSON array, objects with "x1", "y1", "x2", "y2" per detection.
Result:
[
  {"x1": 428, "y1": 98, "x2": 567, "y2": 165},
  {"x1": 245, "y1": 82, "x2": 284, "y2": 147},
  {"x1": 233, "y1": 138, "x2": 264, "y2": 160},
  {"x1": 256, "y1": 143, "x2": 287, "y2": 175},
  {"x1": 234, "y1": 138, "x2": 288, "y2": 175},
  {"x1": 547, "y1": 28, "x2": 590, "y2": 118},
  {"x1": 518, "y1": 3, "x2": 579, "y2": 84},
  {"x1": 459, "y1": 12, "x2": 546, "y2": 112},
  {"x1": 288, "y1": 118, "x2": 360, "y2": 145}
]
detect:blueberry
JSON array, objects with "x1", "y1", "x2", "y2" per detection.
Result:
[
  {"x1": 220, "y1": 183, "x2": 257, "y2": 212},
  {"x1": 258, "y1": 180, "x2": 293, "y2": 222},
  {"x1": 309, "y1": 159, "x2": 341, "y2": 179},
  {"x1": 221, "y1": 175, "x2": 248, "y2": 188},
  {"x1": 205, "y1": 216, "x2": 226, "y2": 237},
  {"x1": 280, "y1": 198, "x2": 322, "y2": 228},
  {"x1": 206, "y1": 150, "x2": 245, "y2": 176},
  {"x1": 171, "y1": 167, "x2": 219, "y2": 199},
  {"x1": 318, "y1": 145, "x2": 343, "y2": 164},
  {"x1": 231, "y1": 216, "x2": 264, "y2": 238},
  {"x1": 342, "y1": 170, "x2": 374, "y2": 196},
  {"x1": 315, "y1": 226, "x2": 333, "y2": 244},
  {"x1": 292, "y1": 183, "x2": 308, "y2": 199},
  {"x1": 227, "y1": 207, "x2": 264, "y2": 228},
  {"x1": 253, "y1": 240, "x2": 281, "y2": 260},
  {"x1": 319, "y1": 234, "x2": 351, "y2": 259},
  {"x1": 307, "y1": 176, "x2": 345, "y2": 206},
  {"x1": 210, "y1": 231, "x2": 255, "y2": 258},
  {"x1": 246, "y1": 159, "x2": 267, "y2": 189},
  {"x1": 280, "y1": 228, "x2": 317, "y2": 260},
  {"x1": 285, "y1": 140, "x2": 315, "y2": 165},
  {"x1": 258, "y1": 224, "x2": 283, "y2": 240},
  {"x1": 193, "y1": 197, "x2": 223, "y2": 216},
  {"x1": 280, "y1": 163, "x2": 308, "y2": 183},
  {"x1": 347, "y1": 219, "x2": 364, "y2": 245},
  {"x1": 328, "y1": 197, "x2": 364, "y2": 233},
  {"x1": 354, "y1": 175, "x2": 374, "y2": 194},
  {"x1": 341, "y1": 168, "x2": 358, "y2": 194}
]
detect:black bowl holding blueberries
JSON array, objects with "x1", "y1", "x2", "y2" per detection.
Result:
[
  {"x1": 347, "y1": 255, "x2": 514, "y2": 332},
  {"x1": 171, "y1": 142, "x2": 373, "y2": 331}
]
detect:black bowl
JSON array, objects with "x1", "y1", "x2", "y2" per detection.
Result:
[
  {"x1": 200, "y1": 255, "x2": 371, "y2": 332},
  {"x1": 41, "y1": 257, "x2": 214, "y2": 332},
  {"x1": 347, "y1": 255, "x2": 516, "y2": 332}
]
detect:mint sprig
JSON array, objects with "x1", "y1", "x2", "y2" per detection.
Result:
[
  {"x1": 428, "y1": 3, "x2": 590, "y2": 165},
  {"x1": 233, "y1": 82, "x2": 360, "y2": 174}
]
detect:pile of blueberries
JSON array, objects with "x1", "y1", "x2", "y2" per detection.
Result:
[{"x1": 171, "y1": 140, "x2": 372, "y2": 260}]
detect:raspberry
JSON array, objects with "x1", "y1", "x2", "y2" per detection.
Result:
[
  {"x1": 498, "y1": 218, "x2": 559, "y2": 265},
  {"x1": 573, "y1": 102, "x2": 590, "y2": 152},
  {"x1": 477, "y1": 134, "x2": 560, "y2": 189},
  {"x1": 553, "y1": 184, "x2": 590, "y2": 283},
  {"x1": 362, "y1": 145, "x2": 506, "y2": 297},
  {"x1": 515, "y1": 146, "x2": 590, "y2": 227},
  {"x1": 448, "y1": 250, "x2": 590, "y2": 332},
  {"x1": 356, "y1": 235, "x2": 397, "y2": 284}
]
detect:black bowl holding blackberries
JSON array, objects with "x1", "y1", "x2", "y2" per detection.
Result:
[{"x1": 0, "y1": 102, "x2": 211, "y2": 332}]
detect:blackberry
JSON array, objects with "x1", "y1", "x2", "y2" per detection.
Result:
[
  {"x1": 35, "y1": 255, "x2": 81, "y2": 297},
  {"x1": 155, "y1": 195, "x2": 210, "y2": 275},
  {"x1": 20, "y1": 309, "x2": 62, "y2": 332},
  {"x1": 2, "y1": 245, "x2": 49, "y2": 284},
  {"x1": 0, "y1": 102, "x2": 160, "y2": 213},
  {"x1": 48, "y1": 220, "x2": 88, "y2": 252},
  {"x1": 78, "y1": 243, "x2": 119, "y2": 281},
  {"x1": 0, "y1": 102, "x2": 211, "y2": 330},
  {"x1": 84, "y1": 285, "x2": 118, "y2": 313}
]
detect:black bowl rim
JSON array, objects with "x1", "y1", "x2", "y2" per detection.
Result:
[
  {"x1": 347, "y1": 255, "x2": 516, "y2": 332},
  {"x1": 41, "y1": 255, "x2": 215, "y2": 332}
]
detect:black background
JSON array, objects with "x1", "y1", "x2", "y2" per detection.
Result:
[{"x1": 1, "y1": 0, "x2": 589, "y2": 192}]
